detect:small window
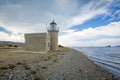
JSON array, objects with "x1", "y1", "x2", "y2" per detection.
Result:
[{"x1": 48, "y1": 42, "x2": 50, "y2": 47}]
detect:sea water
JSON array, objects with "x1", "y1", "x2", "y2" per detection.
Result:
[{"x1": 73, "y1": 47, "x2": 120, "y2": 78}]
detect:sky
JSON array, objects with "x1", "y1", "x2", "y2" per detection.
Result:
[{"x1": 0, "y1": 0, "x2": 120, "y2": 46}]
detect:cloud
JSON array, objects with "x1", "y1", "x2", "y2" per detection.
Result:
[
  {"x1": 0, "y1": 0, "x2": 113, "y2": 32},
  {"x1": 0, "y1": 26, "x2": 12, "y2": 35},
  {"x1": 101, "y1": 0, "x2": 120, "y2": 21},
  {"x1": 0, "y1": 0, "x2": 119, "y2": 47},
  {"x1": 109, "y1": 10, "x2": 120, "y2": 21},
  {"x1": 0, "y1": 31, "x2": 24, "y2": 42},
  {"x1": 67, "y1": 0, "x2": 113, "y2": 27},
  {"x1": 59, "y1": 21, "x2": 120, "y2": 46}
]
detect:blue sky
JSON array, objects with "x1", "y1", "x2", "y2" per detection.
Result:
[{"x1": 0, "y1": 0, "x2": 120, "y2": 46}]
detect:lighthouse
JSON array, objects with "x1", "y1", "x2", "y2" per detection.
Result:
[
  {"x1": 24, "y1": 20, "x2": 59, "y2": 52},
  {"x1": 47, "y1": 20, "x2": 59, "y2": 51}
]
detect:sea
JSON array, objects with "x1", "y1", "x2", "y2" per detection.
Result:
[{"x1": 73, "y1": 47, "x2": 120, "y2": 78}]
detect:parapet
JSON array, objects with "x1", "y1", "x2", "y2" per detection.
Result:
[{"x1": 24, "y1": 33, "x2": 49, "y2": 38}]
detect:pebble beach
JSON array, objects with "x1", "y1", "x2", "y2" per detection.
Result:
[{"x1": 0, "y1": 48, "x2": 118, "y2": 80}]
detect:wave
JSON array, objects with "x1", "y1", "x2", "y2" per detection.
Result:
[
  {"x1": 94, "y1": 60, "x2": 120, "y2": 77},
  {"x1": 90, "y1": 57, "x2": 120, "y2": 70},
  {"x1": 89, "y1": 56, "x2": 120, "y2": 65},
  {"x1": 73, "y1": 47, "x2": 120, "y2": 78}
]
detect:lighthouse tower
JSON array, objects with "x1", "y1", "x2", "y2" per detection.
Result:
[{"x1": 47, "y1": 20, "x2": 59, "y2": 51}]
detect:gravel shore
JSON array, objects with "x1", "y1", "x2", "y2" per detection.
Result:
[
  {"x1": 0, "y1": 48, "x2": 118, "y2": 80},
  {"x1": 46, "y1": 49, "x2": 118, "y2": 80}
]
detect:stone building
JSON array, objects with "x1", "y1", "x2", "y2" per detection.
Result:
[{"x1": 24, "y1": 20, "x2": 59, "y2": 52}]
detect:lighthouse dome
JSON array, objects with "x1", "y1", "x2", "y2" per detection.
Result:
[{"x1": 47, "y1": 20, "x2": 59, "y2": 32}]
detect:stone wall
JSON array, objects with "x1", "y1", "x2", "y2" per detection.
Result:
[{"x1": 24, "y1": 33, "x2": 50, "y2": 52}]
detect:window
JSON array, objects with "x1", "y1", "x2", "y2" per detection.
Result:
[{"x1": 48, "y1": 42, "x2": 50, "y2": 47}]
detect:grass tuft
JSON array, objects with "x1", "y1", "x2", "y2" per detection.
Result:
[
  {"x1": 53, "y1": 59, "x2": 57, "y2": 62},
  {"x1": 0, "y1": 64, "x2": 16, "y2": 70},
  {"x1": 17, "y1": 62, "x2": 26, "y2": 65},
  {"x1": 7, "y1": 64, "x2": 16, "y2": 69},
  {"x1": 24, "y1": 65, "x2": 30, "y2": 70},
  {"x1": 34, "y1": 76, "x2": 44, "y2": 80},
  {"x1": 41, "y1": 66, "x2": 47, "y2": 69},
  {"x1": 30, "y1": 70, "x2": 37, "y2": 75},
  {"x1": 0, "y1": 66, "x2": 9, "y2": 70}
]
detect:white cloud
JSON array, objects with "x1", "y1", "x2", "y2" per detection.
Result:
[
  {"x1": 59, "y1": 21, "x2": 120, "y2": 46},
  {"x1": 1, "y1": 0, "x2": 119, "y2": 47},
  {"x1": 0, "y1": 32, "x2": 24, "y2": 42},
  {"x1": 0, "y1": 0, "x2": 113, "y2": 32},
  {"x1": 67, "y1": 0, "x2": 113, "y2": 27}
]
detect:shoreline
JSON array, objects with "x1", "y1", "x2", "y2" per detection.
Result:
[
  {"x1": 73, "y1": 47, "x2": 120, "y2": 79},
  {"x1": 72, "y1": 49, "x2": 119, "y2": 79},
  {"x1": 0, "y1": 48, "x2": 119, "y2": 80},
  {"x1": 46, "y1": 48, "x2": 118, "y2": 80}
]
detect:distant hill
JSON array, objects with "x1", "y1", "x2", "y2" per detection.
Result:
[{"x1": 0, "y1": 41, "x2": 24, "y2": 45}]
